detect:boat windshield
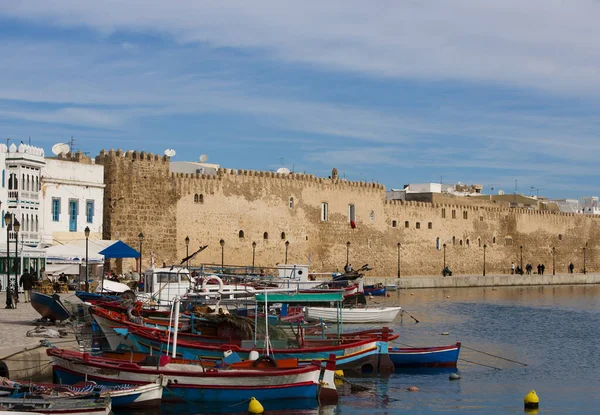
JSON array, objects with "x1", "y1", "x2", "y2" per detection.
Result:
[{"x1": 156, "y1": 272, "x2": 180, "y2": 283}]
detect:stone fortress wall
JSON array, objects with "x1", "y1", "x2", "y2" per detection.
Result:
[{"x1": 97, "y1": 149, "x2": 600, "y2": 276}]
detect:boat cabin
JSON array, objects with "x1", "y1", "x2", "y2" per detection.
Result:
[{"x1": 142, "y1": 267, "x2": 192, "y2": 305}]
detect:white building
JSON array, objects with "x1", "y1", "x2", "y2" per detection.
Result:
[
  {"x1": 40, "y1": 152, "x2": 104, "y2": 247},
  {"x1": 0, "y1": 143, "x2": 47, "y2": 290},
  {"x1": 170, "y1": 161, "x2": 220, "y2": 176},
  {"x1": 580, "y1": 197, "x2": 600, "y2": 215}
]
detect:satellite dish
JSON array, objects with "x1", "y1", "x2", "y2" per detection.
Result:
[
  {"x1": 51, "y1": 143, "x2": 70, "y2": 155},
  {"x1": 164, "y1": 149, "x2": 176, "y2": 157},
  {"x1": 498, "y1": 190, "x2": 505, "y2": 195},
  {"x1": 199, "y1": 154, "x2": 209, "y2": 163},
  {"x1": 277, "y1": 167, "x2": 291, "y2": 174}
]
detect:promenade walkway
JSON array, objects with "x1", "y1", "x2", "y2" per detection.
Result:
[{"x1": 367, "y1": 272, "x2": 600, "y2": 289}]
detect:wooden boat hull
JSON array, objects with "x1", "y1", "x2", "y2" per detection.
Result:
[
  {"x1": 48, "y1": 349, "x2": 337, "y2": 404},
  {"x1": 30, "y1": 292, "x2": 71, "y2": 322},
  {"x1": 0, "y1": 397, "x2": 111, "y2": 415},
  {"x1": 305, "y1": 306, "x2": 401, "y2": 323},
  {"x1": 389, "y1": 342, "x2": 461, "y2": 368},
  {"x1": 363, "y1": 286, "x2": 386, "y2": 296},
  {"x1": 119, "y1": 326, "x2": 394, "y2": 375}
]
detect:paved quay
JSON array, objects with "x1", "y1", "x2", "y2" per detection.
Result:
[
  {"x1": 0, "y1": 291, "x2": 81, "y2": 380},
  {"x1": 367, "y1": 272, "x2": 600, "y2": 289}
]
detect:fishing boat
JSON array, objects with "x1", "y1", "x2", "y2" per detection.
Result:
[
  {"x1": 0, "y1": 397, "x2": 111, "y2": 415},
  {"x1": 47, "y1": 348, "x2": 338, "y2": 405},
  {"x1": 305, "y1": 306, "x2": 401, "y2": 323},
  {"x1": 75, "y1": 291, "x2": 120, "y2": 305},
  {"x1": 363, "y1": 283, "x2": 386, "y2": 296},
  {"x1": 30, "y1": 292, "x2": 71, "y2": 322},
  {"x1": 389, "y1": 342, "x2": 461, "y2": 368},
  {"x1": 1, "y1": 377, "x2": 164, "y2": 408}
]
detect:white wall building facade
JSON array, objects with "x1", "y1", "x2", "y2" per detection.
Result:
[
  {"x1": 41, "y1": 155, "x2": 104, "y2": 247},
  {"x1": 0, "y1": 143, "x2": 47, "y2": 291}
]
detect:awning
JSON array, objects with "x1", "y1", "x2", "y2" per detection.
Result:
[
  {"x1": 99, "y1": 240, "x2": 140, "y2": 259},
  {"x1": 45, "y1": 239, "x2": 117, "y2": 263},
  {"x1": 254, "y1": 291, "x2": 343, "y2": 303}
]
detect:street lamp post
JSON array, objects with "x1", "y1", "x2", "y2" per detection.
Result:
[
  {"x1": 4, "y1": 212, "x2": 12, "y2": 309},
  {"x1": 185, "y1": 236, "x2": 190, "y2": 269},
  {"x1": 138, "y1": 232, "x2": 144, "y2": 285},
  {"x1": 552, "y1": 246, "x2": 556, "y2": 276},
  {"x1": 84, "y1": 226, "x2": 90, "y2": 292},
  {"x1": 520, "y1": 245, "x2": 523, "y2": 272},
  {"x1": 346, "y1": 241, "x2": 350, "y2": 265},
  {"x1": 285, "y1": 240, "x2": 289, "y2": 265},
  {"x1": 13, "y1": 220, "x2": 20, "y2": 305},
  {"x1": 252, "y1": 242, "x2": 256, "y2": 273},
  {"x1": 220, "y1": 239, "x2": 225, "y2": 272},
  {"x1": 483, "y1": 244, "x2": 487, "y2": 276},
  {"x1": 397, "y1": 242, "x2": 401, "y2": 278},
  {"x1": 443, "y1": 243, "x2": 447, "y2": 270}
]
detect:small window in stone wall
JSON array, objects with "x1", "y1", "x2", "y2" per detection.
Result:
[
  {"x1": 289, "y1": 197, "x2": 294, "y2": 208},
  {"x1": 452, "y1": 236, "x2": 456, "y2": 245},
  {"x1": 306, "y1": 235, "x2": 309, "y2": 241},
  {"x1": 281, "y1": 232, "x2": 286, "y2": 240},
  {"x1": 199, "y1": 194, "x2": 204, "y2": 204},
  {"x1": 466, "y1": 239, "x2": 470, "y2": 246},
  {"x1": 194, "y1": 194, "x2": 198, "y2": 203},
  {"x1": 392, "y1": 220, "x2": 397, "y2": 228},
  {"x1": 558, "y1": 234, "x2": 563, "y2": 240},
  {"x1": 478, "y1": 238, "x2": 481, "y2": 247},
  {"x1": 505, "y1": 237, "x2": 513, "y2": 246},
  {"x1": 405, "y1": 221, "x2": 409, "y2": 228},
  {"x1": 441, "y1": 208, "x2": 446, "y2": 218},
  {"x1": 368, "y1": 240, "x2": 372, "y2": 249},
  {"x1": 239, "y1": 230, "x2": 245, "y2": 238},
  {"x1": 416, "y1": 222, "x2": 420, "y2": 229},
  {"x1": 436, "y1": 237, "x2": 441, "y2": 250},
  {"x1": 480, "y1": 216, "x2": 484, "y2": 221},
  {"x1": 493, "y1": 236, "x2": 496, "y2": 244},
  {"x1": 428, "y1": 222, "x2": 432, "y2": 229},
  {"x1": 459, "y1": 239, "x2": 463, "y2": 246},
  {"x1": 463, "y1": 211, "x2": 468, "y2": 219},
  {"x1": 370, "y1": 211, "x2": 375, "y2": 221},
  {"x1": 263, "y1": 232, "x2": 269, "y2": 240},
  {"x1": 452, "y1": 209, "x2": 456, "y2": 219}
]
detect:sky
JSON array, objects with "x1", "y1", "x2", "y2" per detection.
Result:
[{"x1": 1, "y1": 1, "x2": 600, "y2": 199}]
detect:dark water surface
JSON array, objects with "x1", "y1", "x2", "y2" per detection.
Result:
[{"x1": 117, "y1": 285, "x2": 600, "y2": 414}]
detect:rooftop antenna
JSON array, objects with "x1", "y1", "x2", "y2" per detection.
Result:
[
  {"x1": 6, "y1": 138, "x2": 10, "y2": 147},
  {"x1": 164, "y1": 148, "x2": 176, "y2": 157},
  {"x1": 199, "y1": 154, "x2": 208, "y2": 163},
  {"x1": 28, "y1": 136, "x2": 31, "y2": 145},
  {"x1": 68, "y1": 136, "x2": 76, "y2": 152}
]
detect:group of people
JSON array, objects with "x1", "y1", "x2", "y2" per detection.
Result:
[{"x1": 511, "y1": 262, "x2": 545, "y2": 275}]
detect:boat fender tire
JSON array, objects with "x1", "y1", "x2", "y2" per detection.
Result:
[{"x1": 252, "y1": 355, "x2": 278, "y2": 368}]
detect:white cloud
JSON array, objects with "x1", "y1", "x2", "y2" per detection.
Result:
[{"x1": 3, "y1": 1, "x2": 600, "y2": 94}]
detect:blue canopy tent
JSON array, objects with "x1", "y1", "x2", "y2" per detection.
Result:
[
  {"x1": 98, "y1": 240, "x2": 140, "y2": 259},
  {"x1": 98, "y1": 241, "x2": 140, "y2": 291}
]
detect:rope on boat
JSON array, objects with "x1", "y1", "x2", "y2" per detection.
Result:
[
  {"x1": 461, "y1": 345, "x2": 528, "y2": 366},
  {"x1": 334, "y1": 374, "x2": 370, "y2": 393}
]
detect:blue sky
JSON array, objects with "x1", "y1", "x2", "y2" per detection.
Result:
[{"x1": 1, "y1": 1, "x2": 600, "y2": 199}]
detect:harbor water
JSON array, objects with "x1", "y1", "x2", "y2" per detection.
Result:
[{"x1": 117, "y1": 284, "x2": 600, "y2": 414}]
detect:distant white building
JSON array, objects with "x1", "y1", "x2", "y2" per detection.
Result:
[
  {"x1": 170, "y1": 161, "x2": 220, "y2": 176},
  {"x1": 387, "y1": 182, "x2": 482, "y2": 200},
  {"x1": 40, "y1": 153, "x2": 104, "y2": 247},
  {"x1": 580, "y1": 196, "x2": 600, "y2": 215},
  {"x1": 550, "y1": 199, "x2": 580, "y2": 214}
]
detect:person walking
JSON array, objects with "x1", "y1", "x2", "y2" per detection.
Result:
[
  {"x1": 511, "y1": 262, "x2": 515, "y2": 275},
  {"x1": 19, "y1": 270, "x2": 34, "y2": 303},
  {"x1": 540, "y1": 264, "x2": 545, "y2": 275},
  {"x1": 569, "y1": 263, "x2": 574, "y2": 274}
]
